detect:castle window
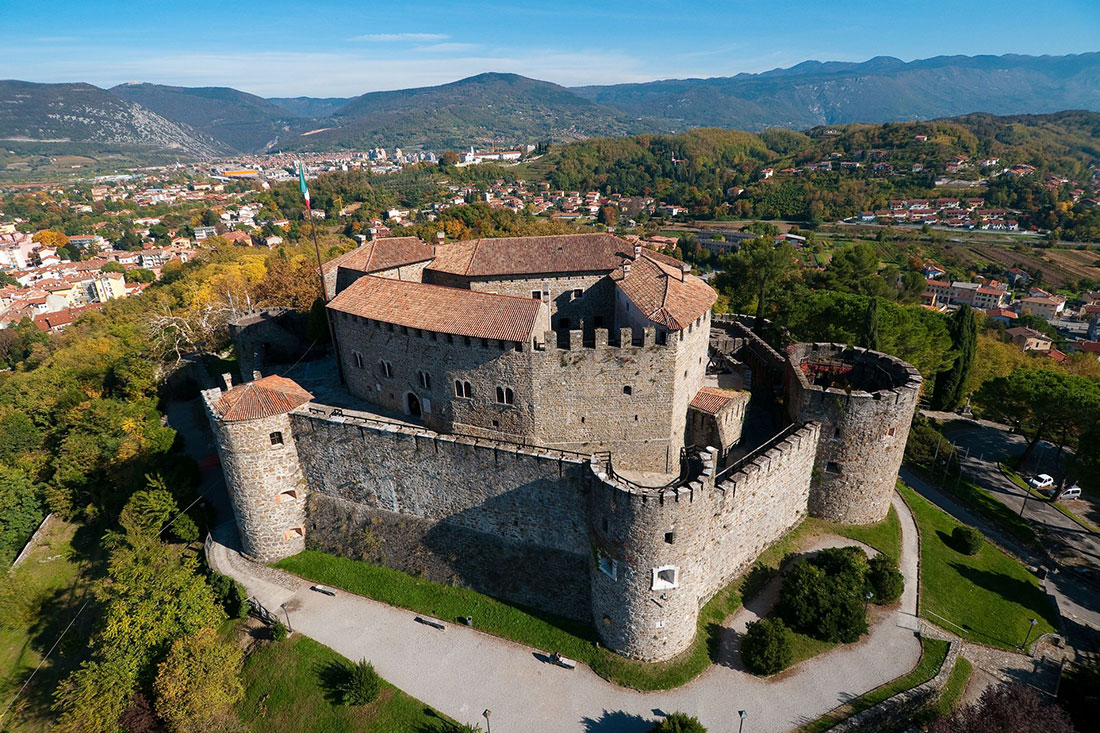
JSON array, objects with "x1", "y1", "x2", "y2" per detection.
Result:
[
  {"x1": 495, "y1": 386, "x2": 514, "y2": 405},
  {"x1": 269, "y1": 432, "x2": 283, "y2": 446},
  {"x1": 826, "y1": 462, "x2": 842, "y2": 474},
  {"x1": 514, "y1": 342, "x2": 523, "y2": 352},
  {"x1": 572, "y1": 288, "x2": 583, "y2": 300},
  {"x1": 430, "y1": 331, "x2": 438, "y2": 341},
  {"x1": 887, "y1": 426, "x2": 896, "y2": 436},
  {"x1": 597, "y1": 550, "x2": 618, "y2": 580},
  {"x1": 353, "y1": 351, "x2": 363, "y2": 369},
  {"x1": 531, "y1": 290, "x2": 542, "y2": 300},
  {"x1": 276, "y1": 489, "x2": 298, "y2": 503},
  {"x1": 455, "y1": 380, "x2": 473, "y2": 398},
  {"x1": 602, "y1": 518, "x2": 609, "y2": 532},
  {"x1": 623, "y1": 385, "x2": 632, "y2": 395},
  {"x1": 652, "y1": 565, "x2": 679, "y2": 590},
  {"x1": 380, "y1": 360, "x2": 394, "y2": 378},
  {"x1": 481, "y1": 338, "x2": 489, "y2": 348},
  {"x1": 834, "y1": 427, "x2": 842, "y2": 439},
  {"x1": 492, "y1": 419, "x2": 499, "y2": 428},
  {"x1": 446, "y1": 334, "x2": 454, "y2": 344},
  {"x1": 463, "y1": 336, "x2": 471, "y2": 346},
  {"x1": 417, "y1": 371, "x2": 431, "y2": 389},
  {"x1": 284, "y1": 527, "x2": 305, "y2": 541},
  {"x1": 664, "y1": 531, "x2": 676, "y2": 544}
]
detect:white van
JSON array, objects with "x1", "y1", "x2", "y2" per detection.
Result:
[{"x1": 1043, "y1": 485, "x2": 1082, "y2": 501}]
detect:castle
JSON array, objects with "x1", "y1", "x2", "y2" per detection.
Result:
[{"x1": 204, "y1": 233, "x2": 920, "y2": 662}]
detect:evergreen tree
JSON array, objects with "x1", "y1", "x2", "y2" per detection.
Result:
[
  {"x1": 931, "y1": 305, "x2": 977, "y2": 410},
  {"x1": 859, "y1": 297, "x2": 881, "y2": 351}
]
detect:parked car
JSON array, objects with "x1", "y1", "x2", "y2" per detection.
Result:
[
  {"x1": 1028, "y1": 473, "x2": 1054, "y2": 490},
  {"x1": 1043, "y1": 485, "x2": 1082, "y2": 501}
]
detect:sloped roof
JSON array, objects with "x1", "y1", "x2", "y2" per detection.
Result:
[
  {"x1": 211, "y1": 375, "x2": 313, "y2": 422},
  {"x1": 323, "y1": 237, "x2": 435, "y2": 276},
  {"x1": 690, "y1": 387, "x2": 744, "y2": 415},
  {"x1": 327, "y1": 275, "x2": 543, "y2": 342},
  {"x1": 427, "y1": 233, "x2": 631, "y2": 278},
  {"x1": 611, "y1": 252, "x2": 717, "y2": 331}
]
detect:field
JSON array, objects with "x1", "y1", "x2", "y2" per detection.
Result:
[
  {"x1": 941, "y1": 240, "x2": 1100, "y2": 287},
  {"x1": 898, "y1": 484, "x2": 1058, "y2": 649}
]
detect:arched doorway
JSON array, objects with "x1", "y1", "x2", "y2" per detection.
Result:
[{"x1": 406, "y1": 393, "x2": 421, "y2": 418}]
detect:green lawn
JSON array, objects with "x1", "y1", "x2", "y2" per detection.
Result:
[
  {"x1": 908, "y1": 464, "x2": 1038, "y2": 548},
  {"x1": 237, "y1": 632, "x2": 457, "y2": 732},
  {"x1": 898, "y1": 484, "x2": 1058, "y2": 650},
  {"x1": 0, "y1": 520, "x2": 94, "y2": 733},
  {"x1": 925, "y1": 656, "x2": 973, "y2": 721},
  {"x1": 276, "y1": 506, "x2": 901, "y2": 688},
  {"x1": 801, "y1": 637, "x2": 951, "y2": 732}
]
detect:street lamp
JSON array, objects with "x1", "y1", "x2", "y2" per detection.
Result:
[
  {"x1": 1021, "y1": 618, "x2": 1038, "y2": 650},
  {"x1": 279, "y1": 602, "x2": 293, "y2": 634},
  {"x1": 864, "y1": 590, "x2": 874, "y2": 613},
  {"x1": 482, "y1": 709, "x2": 491, "y2": 733},
  {"x1": 738, "y1": 709, "x2": 747, "y2": 733}
]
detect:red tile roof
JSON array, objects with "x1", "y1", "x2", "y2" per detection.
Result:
[
  {"x1": 327, "y1": 275, "x2": 544, "y2": 343},
  {"x1": 611, "y1": 252, "x2": 717, "y2": 331},
  {"x1": 324, "y1": 237, "x2": 435, "y2": 276},
  {"x1": 210, "y1": 375, "x2": 313, "y2": 422},
  {"x1": 690, "y1": 387, "x2": 743, "y2": 415},
  {"x1": 427, "y1": 233, "x2": 631, "y2": 278}
]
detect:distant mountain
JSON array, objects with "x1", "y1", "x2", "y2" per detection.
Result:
[
  {"x1": 572, "y1": 53, "x2": 1100, "y2": 130},
  {"x1": 280, "y1": 72, "x2": 670, "y2": 152},
  {"x1": 267, "y1": 96, "x2": 351, "y2": 118},
  {"x1": 0, "y1": 80, "x2": 227, "y2": 158},
  {"x1": 109, "y1": 82, "x2": 300, "y2": 152}
]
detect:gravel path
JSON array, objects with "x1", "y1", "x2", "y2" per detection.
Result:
[{"x1": 208, "y1": 492, "x2": 923, "y2": 733}]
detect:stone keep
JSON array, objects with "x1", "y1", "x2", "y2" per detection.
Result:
[
  {"x1": 787, "y1": 343, "x2": 922, "y2": 524},
  {"x1": 202, "y1": 376, "x2": 313, "y2": 562}
]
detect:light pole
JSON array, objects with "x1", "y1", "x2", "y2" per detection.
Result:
[
  {"x1": 1019, "y1": 483, "x2": 1031, "y2": 518},
  {"x1": 280, "y1": 602, "x2": 292, "y2": 634},
  {"x1": 482, "y1": 708, "x2": 491, "y2": 733},
  {"x1": 738, "y1": 709, "x2": 747, "y2": 733},
  {"x1": 864, "y1": 590, "x2": 874, "y2": 614},
  {"x1": 1021, "y1": 618, "x2": 1038, "y2": 650}
]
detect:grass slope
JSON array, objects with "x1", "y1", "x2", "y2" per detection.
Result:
[
  {"x1": 898, "y1": 484, "x2": 1058, "y2": 649},
  {"x1": 237, "y1": 633, "x2": 454, "y2": 732}
]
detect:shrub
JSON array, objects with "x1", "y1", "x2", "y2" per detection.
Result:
[
  {"x1": 741, "y1": 617, "x2": 794, "y2": 675},
  {"x1": 777, "y1": 547, "x2": 869, "y2": 643},
  {"x1": 340, "y1": 659, "x2": 382, "y2": 706},
  {"x1": 270, "y1": 620, "x2": 288, "y2": 642},
  {"x1": 208, "y1": 571, "x2": 250, "y2": 619},
  {"x1": 868, "y1": 555, "x2": 905, "y2": 604},
  {"x1": 652, "y1": 712, "x2": 707, "y2": 732},
  {"x1": 952, "y1": 526, "x2": 984, "y2": 555}
]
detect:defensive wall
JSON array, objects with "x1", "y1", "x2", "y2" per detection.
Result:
[{"x1": 786, "y1": 342, "x2": 922, "y2": 524}]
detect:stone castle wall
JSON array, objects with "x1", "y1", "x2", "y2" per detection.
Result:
[
  {"x1": 787, "y1": 343, "x2": 921, "y2": 524},
  {"x1": 202, "y1": 388, "x2": 308, "y2": 562},
  {"x1": 588, "y1": 422, "x2": 819, "y2": 661}
]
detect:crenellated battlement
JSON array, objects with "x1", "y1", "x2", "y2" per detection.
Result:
[{"x1": 539, "y1": 325, "x2": 678, "y2": 352}]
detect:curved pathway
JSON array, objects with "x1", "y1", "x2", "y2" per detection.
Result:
[{"x1": 209, "y1": 492, "x2": 921, "y2": 732}]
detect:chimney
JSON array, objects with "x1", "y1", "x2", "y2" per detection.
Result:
[
  {"x1": 436, "y1": 231, "x2": 445, "y2": 243},
  {"x1": 220, "y1": 373, "x2": 233, "y2": 391},
  {"x1": 680, "y1": 263, "x2": 691, "y2": 279},
  {"x1": 633, "y1": 244, "x2": 642, "y2": 258},
  {"x1": 252, "y1": 370, "x2": 263, "y2": 381},
  {"x1": 623, "y1": 262, "x2": 631, "y2": 275}
]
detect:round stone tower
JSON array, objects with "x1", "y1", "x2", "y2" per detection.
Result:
[
  {"x1": 204, "y1": 375, "x2": 314, "y2": 562},
  {"x1": 787, "y1": 343, "x2": 921, "y2": 524}
]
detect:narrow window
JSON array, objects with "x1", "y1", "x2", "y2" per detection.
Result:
[
  {"x1": 623, "y1": 385, "x2": 632, "y2": 395},
  {"x1": 380, "y1": 360, "x2": 393, "y2": 378},
  {"x1": 664, "y1": 531, "x2": 675, "y2": 544},
  {"x1": 834, "y1": 427, "x2": 842, "y2": 439},
  {"x1": 492, "y1": 419, "x2": 499, "y2": 428},
  {"x1": 496, "y1": 386, "x2": 513, "y2": 404},
  {"x1": 269, "y1": 432, "x2": 283, "y2": 446},
  {"x1": 455, "y1": 380, "x2": 463, "y2": 397},
  {"x1": 602, "y1": 518, "x2": 609, "y2": 532},
  {"x1": 353, "y1": 351, "x2": 363, "y2": 369},
  {"x1": 597, "y1": 550, "x2": 618, "y2": 580},
  {"x1": 417, "y1": 371, "x2": 431, "y2": 389}
]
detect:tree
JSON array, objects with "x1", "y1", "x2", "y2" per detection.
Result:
[
  {"x1": 741, "y1": 617, "x2": 794, "y2": 675},
  {"x1": 100, "y1": 261, "x2": 126, "y2": 274},
  {"x1": 929, "y1": 683, "x2": 1074, "y2": 733},
  {"x1": 652, "y1": 712, "x2": 707, "y2": 732},
  {"x1": 118, "y1": 484, "x2": 178, "y2": 537},
  {"x1": 952, "y1": 526, "x2": 984, "y2": 555},
  {"x1": 440, "y1": 151, "x2": 460, "y2": 167},
  {"x1": 339, "y1": 659, "x2": 382, "y2": 705},
  {"x1": 859, "y1": 297, "x2": 881, "y2": 351},
  {"x1": 53, "y1": 658, "x2": 136, "y2": 733},
  {"x1": 153, "y1": 628, "x2": 244, "y2": 733},
  {"x1": 931, "y1": 305, "x2": 977, "y2": 411},
  {"x1": 867, "y1": 555, "x2": 904, "y2": 603},
  {"x1": 597, "y1": 205, "x2": 619, "y2": 226},
  {"x1": 32, "y1": 230, "x2": 70, "y2": 249},
  {"x1": 126, "y1": 267, "x2": 156, "y2": 283},
  {"x1": 0, "y1": 467, "x2": 43, "y2": 565},
  {"x1": 778, "y1": 547, "x2": 869, "y2": 643}
]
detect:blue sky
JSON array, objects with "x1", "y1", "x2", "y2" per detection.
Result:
[{"x1": 4, "y1": 1, "x2": 1099, "y2": 96}]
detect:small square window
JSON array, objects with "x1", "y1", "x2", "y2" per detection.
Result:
[
  {"x1": 664, "y1": 531, "x2": 675, "y2": 544},
  {"x1": 531, "y1": 290, "x2": 542, "y2": 300},
  {"x1": 269, "y1": 432, "x2": 283, "y2": 446},
  {"x1": 887, "y1": 426, "x2": 896, "y2": 436},
  {"x1": 572, "y1": 288, "x2": 583, "y2": 299},
  {"x1": 826, "y1": 461, "x2": 842, "y2": 474},
  {"x1": 623, "y1": 385, "x2": 632, "y2": 395},
  {"x1": 284, "y1": 527, "x2": 305, "y2": 541},
  {"x1": 834, "y1": 427, "x2": 842, "y2": 439},
  {"x1": 597, "y1": 550, "x2": 617, "y2": 579},
  {"x1": 652, "y1": 566, "x2": 679, "y2": 590},
  {"x1": 276, "y1": 489, "x2": 298, "y2": 503}
]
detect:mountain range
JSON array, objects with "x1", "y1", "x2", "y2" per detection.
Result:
[{"x1": 2, "y1": 52, "x2": 1099, "y2": 159}]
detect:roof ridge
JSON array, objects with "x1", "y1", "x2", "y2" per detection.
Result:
[{"x1": 466, "y1": 239, "x2": 482, "y2": 276}]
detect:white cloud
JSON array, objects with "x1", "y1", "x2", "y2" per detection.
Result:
[
  {"x1": 349, "y1": 33, "x2": 450, "y2": 42},
  {"x1": 413, "y1": 42, "x2": 480, "y2": 53}
]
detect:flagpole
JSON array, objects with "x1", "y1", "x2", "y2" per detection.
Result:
[{"x1": 299, "y1": 161, "x2": 342, "y2": 383}]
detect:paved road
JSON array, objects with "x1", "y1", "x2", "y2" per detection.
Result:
[{"x1": 208, "y1": 493, "x2": 922, "y2": 733}]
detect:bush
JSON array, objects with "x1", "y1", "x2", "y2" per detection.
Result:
[
  {"x1": 208, "y1": 571, "x2": 250, "y2": 619},
  {"x1": 340, "y1": 659, "x2": 382, "y2": 706},
  {"x1": 867, "y1": 555, "x2": 905, "y2": 604},
  {"x1": 952, "y1": 526, "x2": 984, "y2": 555},
  {"x1": 778, "y1": 547, "x2": 869, "y2": 643},
  {"x1": 905, "y1": 416, "x2": 957, "y2": 467},
  {"x1": 270, "y1": 620, "x2": 288, "y2": 642},
  {"x1": 652, "y1": 712, "x2": 707, "y2": 732},
  {"x1": 741, "y1": 617, "x2": 794, "y2": 675}
]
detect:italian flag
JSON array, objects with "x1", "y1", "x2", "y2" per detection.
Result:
[{"x1": 298, "y1": 161, "x2": 310, "y2": 210}]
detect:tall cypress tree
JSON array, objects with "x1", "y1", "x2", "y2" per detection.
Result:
[
  {"x1": 859, "y1": 297, "x2": 881, "y2": 351},
  {"x1": 931, "y1": 305, "x2": 977, "y2": 410}
]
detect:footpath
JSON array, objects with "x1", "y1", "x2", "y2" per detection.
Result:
[{"x1": 208, "y1": 493, "x2": 923, "y2": 733}]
